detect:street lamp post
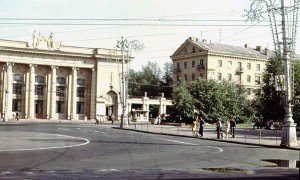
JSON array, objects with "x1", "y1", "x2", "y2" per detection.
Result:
[
  {"x1": 279, "y1": 0, "x2": 298, "y2": 147},
  {"x1": 116, "y1": 37, "x2": 143, "y2": 128}
]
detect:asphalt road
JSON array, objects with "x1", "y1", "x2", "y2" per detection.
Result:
[{"x1": 0, "y1": 123, "x2": 299, "y2": 179}]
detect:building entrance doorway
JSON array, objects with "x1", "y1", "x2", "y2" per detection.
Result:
[{"x1": 35, "y1": 100, "x2": 43, "y2": 119}]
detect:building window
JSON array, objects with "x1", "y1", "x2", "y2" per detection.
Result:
[
  {"x1": 13, "y1": 84, "x2": 22, "y2": 95},
  {"x1": 255, "y1": 76, "x2": 261, "y2": 84},
  {"x1": 184, "y1": 74, "x2": 187, "y2": 81},
  {"x1": 192, "y1": 47, "x2": 196, "y2": 53},
  {"x1": 77, "y1": 87, "x2": 85, "y2": 98},
  {"x1": 56, "y1": 101, "x2": 65, "y2": 113},
  {"x1": 256, "y1": 64, "x2": 261, "y2": 71},
  {"x1": 192, "y1": 61, "x2": 195, "y2": 68},
  {"x1": 56, "y1": 77, "x2": 66, "y2": 84},
  {"x1": 77, "y1": 78, "x2": 86, "y2": 85},
  {"x1": 228, "y1": 73, "x2": 232, "y2": 81},
  {"x1": 177, "y1": 62, "x2": 180, "y2": 68},
  {"x1": 247, "y1": 63, "x2": 251, "y2": 70},
  {"x1": 238, "y1": 62, "x2": 242, "y2": 69},
  {"x1": 218, "y1": 60, "x2": 222, "y2": 67},
  {"x1": 57, "y1": 86, "x2": 65, "y2": 97},
  {"x1": 12, "y1": 99, "x2": 22, "y2": 112},
  {"x1": 35, "y1": 75, "x2": 45, "y2": 83},
  {"x1": 228, "y1": 61, "x2": 232, "y2": 67},
  {"x1": 77, "y1": 102, "x2": 85, "y2": 114},
  {"x1": 218, "y1": 73, "x2": 222, "y2": 80},
  {"x1": 192, "y1": 73, "x2": 195, "y2": 81},
  {"x1": 177, "y1": 75, "x2": 180, "y2": 82},
  {"x1": 200, "y1": 59, "x2": 204, "y2": 65},
  {"x1": 13, "y1": 74, "x2": 23, "y2": 82},
  {"x1": 35, "y1": 85, "x2": 44, "y2": 95},
  {"x1": 247, "y1": 75, "x2": 251, "y2": 83},
  {"x1": 200, "y1": 73, "x2": 203, "y2": 78},
  {"x1": 184, "y1": 62, "x2": 187, "y2": 69}
]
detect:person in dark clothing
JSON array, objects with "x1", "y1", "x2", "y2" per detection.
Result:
[
  {"x1": 216, "y1": 118, "x2": 222, "y2": 139},
  {"x1": 198, "y1": 116, "x2": 205, "y2": 137},
  {"x1": 230, "y1": 118, "x2": 236, "y2": 138}
]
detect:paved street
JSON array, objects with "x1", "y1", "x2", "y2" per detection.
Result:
[{"x1": 0, "y1": 120, "x2": 299, "y2": 179}]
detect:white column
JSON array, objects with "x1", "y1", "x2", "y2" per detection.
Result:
[
  {"x1": 50, "y1": 66, "x2": 57, "y2": 119},
  {"x1": 90, "y1": 68, "x2": 96, "y2": 120},
  {"x1": 71, "y1": 67, "x2": 78, "y2": 120},
  {"x1": 28, "y1": 64, "x2": 35, "y2": 119},
  {"x1": 3, "y1": 63, "x2": 13, "y2": 121}
]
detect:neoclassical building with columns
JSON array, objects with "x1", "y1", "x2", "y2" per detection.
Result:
[{"x1": 0, "y1": 33, "x2": 126, "y2": 121}]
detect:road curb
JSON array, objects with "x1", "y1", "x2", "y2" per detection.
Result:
[{"x1": 113, "y1": 127, "x2": 300, "y2": 151}]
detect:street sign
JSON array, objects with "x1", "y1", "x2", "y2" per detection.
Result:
[{"x1": 275, "y1": 75, "x2": 285, "y2": 91}]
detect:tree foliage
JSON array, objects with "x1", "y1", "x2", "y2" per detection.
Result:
[
  {"x1": 253, "y1": 55, "x2": 285, "y2": 121},
  {"x1": 128, "y1": 61, "x2": 173, "y2": 98},
  {"x1": 171, "y1": 78, "x2": 254, "y2": 124},
  {"x1": 172, "y1": 81, "x2": 195, "y2": 122},
  {"x1": 188, "y1": 78, "x2": 252, "y2": 123}
]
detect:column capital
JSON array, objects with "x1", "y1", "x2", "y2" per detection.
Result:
[
  {"x1": 51, "y1": 65, "x2": 58, "y2": 70},
  {"x1": 29, "y1": 64, "x2": 37, "y2": 68},
  {"x1": 72, "y1": 67, "x2": 79, "y2": 71}
]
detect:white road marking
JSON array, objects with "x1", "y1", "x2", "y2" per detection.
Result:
[
  {"x1": 57, "y1": 128, "x2": 71, "y2": 131},
  {"x1": 154, "y1": 137, "x2": 223, "y2": 152},
  {"x1": 0, "y1": 134, "x2": 90, "y2": 152}
]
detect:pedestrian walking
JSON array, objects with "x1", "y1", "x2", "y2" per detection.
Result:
[
  {"x1": 95, "y1": 118, "x2": 100, "y2": 125},
  {"x1": 225, "y1": 118, "x2": 230, "y2": 139},
  {"x1": 216, "y1": 118, "x2": 222, "y2": 139},
  {"x1": 15, "y1": 112, "x2": 19, "y2": 121},
  {"x1": 191, "y1": 117, "x2": 199, "y2": 137},
  {"x1": 198, "y1": 116, "x2": 205, "y2": 137},
  {"x1": 230, "y1": 118, "x2": 236, "y2": 138}
]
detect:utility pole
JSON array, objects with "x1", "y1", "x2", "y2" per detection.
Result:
[
  {"x1": 279, "y1": 0, "x2": 298, "y2": 147},
  {"x1": 116, "y1": 37, "x2": 143, "y2": 128},
  {"x1": 246, "y1": 0, "x2": 299, "y2": 147}
]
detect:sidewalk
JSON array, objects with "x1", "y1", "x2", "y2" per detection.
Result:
[{"x1": 121, "y1": 123, "x2": 300, "y2": 150}]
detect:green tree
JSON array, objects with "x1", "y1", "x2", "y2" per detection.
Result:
[
  {"x1": 128, "y1": 61, "x2": 173, "y2": 98},
  {"x1": 172, "y1": 82, "x2": 195, "y2": 122},
  {"x1": 189, "y1": 78, "x2": 251, "y2": 123},
  {"x1": 253, "y1": 55, "x2": 285, "y2": 121},
  {"x1": 292, "y1": 61, "x2": 300, "y2": 124},
  {"x1": 128, "y1": 62, "x2": 161, "y2": 97},
  {"x1": 160, "y1": 61, "x2": 173, "y2": 98}
]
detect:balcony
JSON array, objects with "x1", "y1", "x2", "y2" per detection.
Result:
[
  {"x1": 173, "y1": 67, "x2": 181, "y2": 74},
  {"x1": 196, "y1": 64, "x2": 205, "y2": 71},
  {"x1": 236, "y1": 67, "x2": 244, "y2": 73}
]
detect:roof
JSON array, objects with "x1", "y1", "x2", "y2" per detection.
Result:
[
  {"x1": 193, "y1": 41, "x2": 269, "y2": 58},
  {"x1": 172, "y1": 37, "x2": 300, "y2": 61}
]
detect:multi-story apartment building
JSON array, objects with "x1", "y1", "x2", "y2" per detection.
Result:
[
  {"x1": 0, "y1": 33, "x2": 126, "y2": 121},
  {"x1": 171, "y1": 37, "x2": 276, "y2": 98}
]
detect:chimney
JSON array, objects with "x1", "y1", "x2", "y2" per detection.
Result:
[
  {"x1": 244, "y1": 44, "x2": 248, "y2": 48},
  {"x1": 256, "y1": 46, "x2": 261, "y2": 52},
  {"x1": 202, "y1": 39, "x2": 207, "y2": 43},
  {"x1": 265, "y1": 48, "x2": 270, "y2": 56}
]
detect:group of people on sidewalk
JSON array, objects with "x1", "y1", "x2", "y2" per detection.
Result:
[{"x1": 192, "y1": 115, "x2": 236, "y2": 139}]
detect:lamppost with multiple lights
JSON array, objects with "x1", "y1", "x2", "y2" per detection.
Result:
[{"x1": 116, "y1": 37, "x2": 143, "y2": 128}]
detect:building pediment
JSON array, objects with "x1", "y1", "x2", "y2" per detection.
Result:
[{"x1": 171, "y1": 37, "x2": 207, "y2": 58}]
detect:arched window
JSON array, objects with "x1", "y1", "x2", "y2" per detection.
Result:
[
  {"x1": 77, "y1": 78, "x2": 86, "y2": 85},
  {"x1": 56, "y1": 77, "x2": 66, "y2": 84},
  {"x1": 13, "y1": 74, "x2": 23, "y2": 82},
  {"x1": 35, "y1": 75, "x2": 45, "y2": 83}
]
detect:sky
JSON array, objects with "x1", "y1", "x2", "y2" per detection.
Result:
[{"x1": 0, "y1": 0, "x2": 299, "y2": 71}]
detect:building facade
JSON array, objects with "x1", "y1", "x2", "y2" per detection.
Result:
[
  {"x1": 171, "y1": 37, "x2": 274, "y2": 98},
  {"x1": 0, "y1": 33, "x2": 126, "y2": 121}
]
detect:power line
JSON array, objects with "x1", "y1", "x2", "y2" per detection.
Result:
[{"x1": 0, "y1": 22, "x2": 271, "y2": 27}]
